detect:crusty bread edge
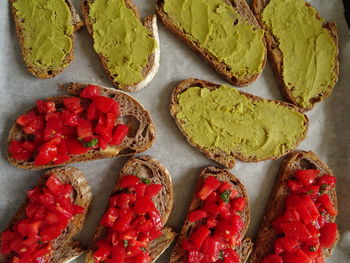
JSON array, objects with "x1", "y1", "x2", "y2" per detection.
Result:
[
  {"x1": 0, "y1": 167, "x2": 92, "y2": 263},
  {"x1": 156, "y1": 0, "x2": 267, "y2": 87},
  {"x1": 81, "y1": 0, "x2": 160, "y2": 92},
  {"x1": 169, "y1": 78, "x2": 309, "y2": 168},
  {"x1": 9, "y1": 0, "x2": 83, "y2": 79},
  {"x1": 7, "y1": 82, "x2": 156, "y2": 170},
  {"x1": 249, "y1": 151, "x2": 339, "y2": 263},
  {"x1": 170, "y1": 166, "x2": 253, "y2": 263},
  {"x1": 85, "y1": 156, "x2": 176, "y2": 263},
  {"x1": 251, "y1": 0, "x2": 339, "y2": 111}
]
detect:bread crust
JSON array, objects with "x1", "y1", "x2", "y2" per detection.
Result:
[
  {"x1": 7, "y1": 83, "x2": 156, "y2": 170},
  {"x1": 156, "y1": 0, "x2": 267, "y2": 87},
  {"x1": 9, "y1": 0, "x2": 83, "y2": 79},
  {"x1": 169, "y1": 78, "x2": 309, "y2": 168},
  {"x1": 81, "y1": 0, "x2": 160, "y2": 92},
  {"x1": 85, "y1": 156, "x2": 176, "y2": 263},
  {"x1": 170, "y1": 166, "x2": 253, "y2": 263},
  {"x1": 0, "y1": 167, "x2": 92, "y2": 263},
  {"x1": 249, "y1": 151, "x2": 339, "y2": 263},
  {"x1": 251, "y1": 0, "x2": 339, "y2": 111}
]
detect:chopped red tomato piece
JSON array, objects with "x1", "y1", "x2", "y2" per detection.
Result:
[
  {"x1": 36, "y1": 100, "x2": 56, "y2": 114},
  {"x1": 16, "y1": 111, "x2": 37, "y2": 126},
  {"x1": 144, "y1": 184, "x2": 162, "y2": 198},
  {"x1": 120, "y1": 175, "x2": 139, "y2": 188},
  {"x1": 110, "y1": 124, "x2": 129, "y2": 145},
  {"x1": 262, "y1": 254, "x2": 283, "y2": 263},
  {"x1": 197, "y1": 176, "x2": 221, "y2": 200},
  {"x1": 188, "y1": 209, "x2": 209, "y2": 222},
  {"x1": 66, "y1": 138, "x2": 88, "y2": 155},
  {"x1": 45, "y1": 175, "x2": 63, "y2": 196},
  {"x1": 80, "y1": 85, "x2": 100, "y2": 99},
  {"x1": 63, "y1": 97, "x2": 83, "y2": 114},
  {"x1": 77, "y1": 119, "x2": 93, "y2": 139},
  {"x1": 294, "y1": 169, "x2": 319, "y2": 186},
  {"x1": 281, "y1": 222, "x2": 312, "y2": 242},
  {"x1": 231, "y1": 197, "x2": 246, "y2": 211},
  {"x1": 189, "y1": 225, "x2": 210, "y2": 249},
  {"x1": 100, "y1": 208, "x2": 119, "y2": 228},
  {"x1": 9, "y1": 141, "x2": 36, "y2": 161},
  {"x1": 93, "y1": 96, "x2": 118, "y2": 113},
  {"x1": 319, "y1": 194, "x2": 337, "y2": 216},
  {"x1": 34, "y1": 141, "x2": 58, "y2": 166},
  {"x1": 319, "y1": 223, "x2": 337, "y2": 248}
]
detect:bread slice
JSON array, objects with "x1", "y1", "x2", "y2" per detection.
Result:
[
  {"x1": 7, "y1": 83, "x2": 156, "y2": 170},
  {"x1": 85, "y1": 156, "x2": 176, "y2": 263},
  {"x1": 0, "y1": 167, "x2": 92, "y2": 263},
  {"x1": 156, "y1": 0, "x2": 267, "y2": 87},
  {"x1": 251, "y1": 0, "x2": 339, "y2": 111},
  {"x1": 170, "y1": 78, "x2": 309, "y2": 168},
  {"x1": 170, "y1": 166, "x2": 253, "y2": 263},
  {"x1": 9, "y1": 0, "x2": 83, "y2": 79},
  {"x1": 249, "y1": 151, "x2": 339, "y2": 263},
  {"x1": 81, "y1": 0, "x2": 160, "y2": 92}
]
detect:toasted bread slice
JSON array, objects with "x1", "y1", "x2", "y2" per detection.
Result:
[
  {"x1": 9, "y1": 0, "x2": 83, "y2": 79},
  {"x1": 251, "y1": 0, "x2": 339, "y2": 110},
  {"x1": 86, "y1": 156, "x2": 176, "y2": 263},
  {"x1": 249, "y1": 151, "x2": 339, "y2": 262},
  {"x1": 81, "y1": 0, "x2": 160, "y2": 92},
  {"x1": 156, "y1": 0, "x2": 267, "y2": 86},
  {"x1": 170, "y1": 166, "x2": 253, "y2": 262},
  {"x1": 7, "y1": 83, "x2": 156, "y2": 170},
  {"x1": 0, "y1": 167, "x2": 92, "y2": 263},
  {"x1": 170, "y1": 78, "x2": 309, "y2": 168}
]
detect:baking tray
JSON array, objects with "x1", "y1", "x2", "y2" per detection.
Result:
[{"x1": 0, "y1": 0, "x2": 349, "y2": 262}]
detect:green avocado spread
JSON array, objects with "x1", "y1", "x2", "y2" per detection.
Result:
[
  {"x1": 163, "y1": 0, "x2": 265, "y2": 78},
  {"x1": 262, "y1": 0, "x2": 337, "y2": 108},
  {"x1": 13, "y1": 0, "x2": 74, "y2": 73},
  {"x1": 89, "y1": 0, "x2": 156, "y2": 85},
  {"x1": 176, "y1": 86, "x2": 307, "y2": 159}
]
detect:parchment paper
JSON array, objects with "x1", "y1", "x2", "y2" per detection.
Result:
[{"x1": 0, "y1": 0, "x2": 349, "y2": 262}]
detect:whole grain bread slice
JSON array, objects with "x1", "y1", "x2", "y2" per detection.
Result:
[
  {"x1": 9, "y1": 0, "x2": 84, "y2": 79},
  {"x1": 170, "y1": 78, "x2": 309, "y2": 168},
  {"x1": 81, "y1": 0, "x2": 160, "y2": 92},
  {"x1": 85, "y1": 156, "x2": 176, "y2": 263},
  {"x1": 170, "y1": 166, "x2": 253, "y2": 263},
  {"x1": 249, "y1": 151, "x2": 339, "y2": 263},
  {"x1": 7, "y1": 83, "x2": 156, "y2": 170},
  {"x1": 251, "y1": 0, "x2": 339, "y2": 111},
  {"x1": 0, "y1": 167, "x2": 92, "y2": 263},
  {"x1": 156, "y1": 0, "x2": 267, "y2": 87}
]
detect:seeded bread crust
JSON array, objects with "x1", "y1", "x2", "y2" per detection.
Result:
[
  {"x1": 9, "y1": 0, "x2": 83, "y2": 79},
  {"x1": 170, "y1": 166, "x2": 253, "y2": 263},
  {"x1": 7, "y1": 83, "x2": 156, "y2": 170},
  {"x1": 156, "y1": 0, "x2": 267, "y2": 87},
  {"x1": 85, "y1": 156, "x2": 176, "y2": 263},
  {"x1": 249, "y1": 151, "x2": 339, "y2": 263},
  {"x1": 0, "y1": 167, "x2": 92, "y2": 263},
  {"x1": 170, "y1": 78, "x2": 309, "y2": 168},
  {"x1": 251, "y1": 0, "x2": 339, "y2": 111},
  {"x1": 81, "y1": 0, "x2": 160, "y2": 92}
]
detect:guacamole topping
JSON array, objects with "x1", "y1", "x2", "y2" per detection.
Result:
[
  {"x1": 163, "y1": 0, "x2": 265, "y2": 78},
  {"x1": 13, "y1": 0, "x2": 74, "y2": 73},
  {"x1": 176, "y1": 86, "x2": 307, "y2": 159},
  {"x1": 261, "y1": 0, "x2": 337, "y2": 108},
  {"x1": 89, "y1": 0, "x2": 156, "y2": 85}
]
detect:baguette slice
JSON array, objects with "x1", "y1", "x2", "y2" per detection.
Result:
[
  {"x1": 251, "y1": 0, "x2": 339, "y2": 111},
  {"x1": 81, "y1": 0, "x2": 160, "y2": 92},
  {"x1": 170, "y1": 78, "x2": 309, "y2": 168},
  {"x1": 0, "y1": 167, "x2": 92, "y2": 263},
  {"x1": 156, "y1": 0, "x2": 267, "y2": 87},
  {"x1": 86, "y1": 156, "x2": 176, "y2": 263},
  {"x1": 170, "y1": 166, "x2": 253, "y2": 263},
  {"x1": 7, "y1": 83, "x2": 156, "y2": 170},
  {"x1": 9, "y1": 0, "x2": 83, "y2": 79},
  {"x1": 250, "y1": 151, "x2": 339, "y2": 262}
]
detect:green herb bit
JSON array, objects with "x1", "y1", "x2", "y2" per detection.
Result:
[
  {"x1": 218, "y1": 251, "x2": 224, "y2": 260},
  {"x1": 123, "y1": 240, "x2": 129, "y2": 247},
  {"x1": 320, "y1": 183, "x2": 329, "y2": 194},
  {"x1": 306, "y1": 190, "x2": 314, "y2": 194},
  {"x1": 142, "y1": 178, "x2": 151, "y2": 185},
  {"x1": 309, "y1": 246, "x2": 317, "y2": 251},
  {"x1": 220, "y1": 190, "x2": 231, "y2": 203},
  {"x1": 83, "y1": 138, "x2": 98, "y2": 147},
  {"x1": 140, "y1": 247, "x2": 147, "y2": 252}
]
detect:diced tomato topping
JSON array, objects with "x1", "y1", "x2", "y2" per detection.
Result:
[
  {"x1": 120, "y1": 175, "x2": 139, "y2": 188},
  {"x1": 9, "y1": 85, "x2": 129, "y2": 166},
  {"x1": 262, "y1": 254, "x2": 283, "y2": 263},
  {"x1": 189, "y1": 225, "x2": 210, "y2": 249},
  {"x1": 231, "y1": 197, "x2": 246, "y2": 211},
  {"x1": 294, "y1": 169, "x2": 319, "y2": 186},
  {"x1": 100, "y1": 208, "x2": 119, "y2": 227},
  {"x1": 80, "y1": 85, "x2": 100, "y2": 99},
  {"x1": 188, "y1": 250, "x2": 203, "y2": 263},
  {"x1": 0, "y1": 175, "x2": 83, "y2": 262},
  {"x1": 144, "y1": 184, "x2": 162, "y2": 198},
  {"x1": 318, "y1": 174, "x2": 336, "y2": 188}
]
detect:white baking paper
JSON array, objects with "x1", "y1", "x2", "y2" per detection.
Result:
[{"x1": 0, "y1": 0, "x2": 349, "y2": 262}]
